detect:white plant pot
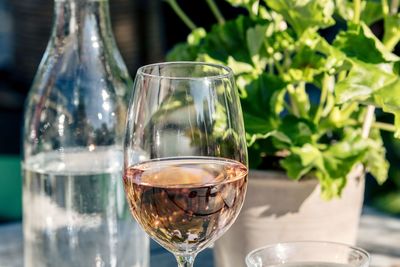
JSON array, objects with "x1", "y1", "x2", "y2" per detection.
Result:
[{"x1": 214, "y1": 169, "x2": 365, "y2": 267}]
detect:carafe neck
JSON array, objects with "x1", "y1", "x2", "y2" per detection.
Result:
[{"x1": 52, "y1": 0, "x2": 113, "y2": 42}]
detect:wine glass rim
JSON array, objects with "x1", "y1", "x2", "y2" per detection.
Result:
[
  {"x1": 245, "y1": 240, "x2": 370, "y2": 266},
  {"x1": 136, "y1": 61, "x2": 234, "y2": 80}
]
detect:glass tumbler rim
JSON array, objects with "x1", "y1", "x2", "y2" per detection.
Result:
[
  {"x1": 245, "y1": 240, "x2": 370, "y2": 266},
  {"x1": 136, "y1": 61, "x2": 234, "y2": 81}
]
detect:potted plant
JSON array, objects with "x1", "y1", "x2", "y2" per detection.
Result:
[{"x1": 165, "y1": 0, "x2": 400, "y2": 266}]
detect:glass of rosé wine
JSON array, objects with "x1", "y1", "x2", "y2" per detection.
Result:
[{"x1": 123, "y1": 62, "x2": 248, "y2": 267}]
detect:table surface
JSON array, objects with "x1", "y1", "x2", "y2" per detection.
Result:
[{"x1": 0, "y1": 207, "x2": 399, "y2": 267}]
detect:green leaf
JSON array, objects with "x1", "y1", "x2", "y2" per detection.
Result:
[
  {"x1": 201, "y1": 16, "x2": 254, "y2": 64},
  {"x1": 167, "y1": 42, "x2": 198, "y2": 61},
  {"x1": 282, "y1": 38, "x2": 334, "y2": 83},
  {"x1": 243, "y1": 113, "x2": 272, "y2": 134},
  {"x1": 227, "y1": 57, "x2": 255, "y2": 74},
  {"x1": 335, "y1": 60, "x2": 396, "y2": 104},
  {"x1": 248, "y1": 145, "x2": 263, "y2": 168},
  {"x1": 316, "y1": 172, "x2": 347, "y2": 200},
  {"x1": 169, "y1": 17, "x2": 255, "y2": 67},
  {"x1": 295, "y1": 144, "x2": 323, "y2": 166},
  {"x1": 323, "y1": 131, "x2": 367, "y2": 173},
  {"x1": 240, "y1": 73, "x2": 289, "y2": 148},
  {"x1": 298, "y1": 29, "x2": 348, "y2": 71},
  {"x1": 318, "y1": 130, "x2": 367, "y2": 198},
  {"x1": 281, "y1": 128, "x2": 384, "y2": 199},
  {"x1": 335, "y1": 0, "x2": 384, "y2": 26},
  {"x1": 264, "y1": 0, "x2": 335, "y2": 35},
  {"x1": 369, "y1": 77, "x2": 400, "y2": 137},
  {"x1": 364, "y1": 129, "x2": 389, "y2": 184},
  {"x1": 281, "y1": 144, "x2": 323, "y2": 179},
  {"x1": 241, "y1": 73, "x2": 286, "y2": 120},
  {"x1": 246, "y1": 24, "x2": 269, "y2": 60},
  {"x1": 291, "y1": 45, "x2": 326, "y2": 76},
  {"x1": 334, "y1": 22, "x2": 399, "y2": 64},
  {"x1": 335, "y1": 59, "x2": 400, "y2": 137},
  {"x1": 277, "y1": 115, "x2": 316, "y2": 146},
  {"x1": 280, "y1": 153, "x2": 313, "y2": 180}
]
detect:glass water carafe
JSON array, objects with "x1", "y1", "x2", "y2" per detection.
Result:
[{"x1": 22, "y1": 0, "x2": 149, "y2": 266}]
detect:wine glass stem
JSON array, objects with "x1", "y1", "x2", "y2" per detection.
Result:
[{"x1": 175, "y1": 254, "x2": 196, "y2": 267}]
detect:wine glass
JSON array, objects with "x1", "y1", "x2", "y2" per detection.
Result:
[
  {"x1": 123, "y1": 62, "x2": 248, "y2": 267},
  {"x1": 246, "y1": 241, "x2": 370, "y2": 267}
]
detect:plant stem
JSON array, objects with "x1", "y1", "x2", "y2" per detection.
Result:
[
  {"x1": 383, "y1": 0, "x2": 400, "y2": 50},
  {"x1": 287, "y1": 85, "x2": 300, "y2": 117},
  {"x1": 337, "y1": 71, "x2": 347, "y2": 82},
  {"x1": 373, "y1": 122, "x2": 397, "y2": 132},
  {"x1": 362, "y1": 105, "x2": 375, "y2": 138},
  {"x1": 341, "y1": 102, "x2": 358, "y2": 118},
  {"x1": 382, "y1": 0, "x2": 390, "y2": 15},
  {"x1": 383, "y1": 34, "x2": 400, "y2": 51},
  {"x1": 176, "y1": 254, "x2": 196, "y2": 267},
  {"x1": 297, "y1": 82, "x2": 309, "y2": 117},
  {"x1": 314, "y1": 74, "x2": 330, "y2": 123},
  {"x1": 274, "y1": 60, "x2": 284, "y2": 76},
  {"x1": 268, "y1": 61, "x2": 274, "y2": 75},
  {"x1": 165, "y1": 0, "x2": 197, "y2": 31},
  {"x1": 353, "y1": 0, "x2": 362, "y2": 24},
  {"x1": 205, "y1": 0, "x2": 225, "y2": 24},
  {"x1": 390, "y1": 0, "x2": 399, "y2": 15}
]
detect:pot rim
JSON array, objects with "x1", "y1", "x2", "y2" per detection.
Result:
[{"x1": 249, "y1": 163, "x2": 364, "y2": 182}]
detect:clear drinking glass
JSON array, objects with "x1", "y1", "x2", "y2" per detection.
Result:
[
  {"x1": 246, "y1": 241, "x2": 370, "y2": 267},
  {"x1": 123, "y1": 62, "x2": 248, "y2": 267}
]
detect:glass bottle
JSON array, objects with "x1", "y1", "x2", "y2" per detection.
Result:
[{"x1": 22, "y1": 0, "x2": 149, "y2": 266}]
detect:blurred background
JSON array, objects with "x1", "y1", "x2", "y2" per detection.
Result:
[{"x1": 0, "y1": 0, "x2": 398, "y2": 222}]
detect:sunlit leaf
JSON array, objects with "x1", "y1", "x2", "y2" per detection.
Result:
[
  {"x1": 334, "y1": 22, "x2": 399, "y2": 63},
  {"x1": 264, "y1": 0, "x2": 335, "y2": 34}
]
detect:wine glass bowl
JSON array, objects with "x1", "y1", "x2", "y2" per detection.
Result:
[
  {"x1": 123, "y1": 62, "x2": 248, "y2": 266},
  {"x1": 123, "y1": 157, "x2": 247, "y2": 255}
]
